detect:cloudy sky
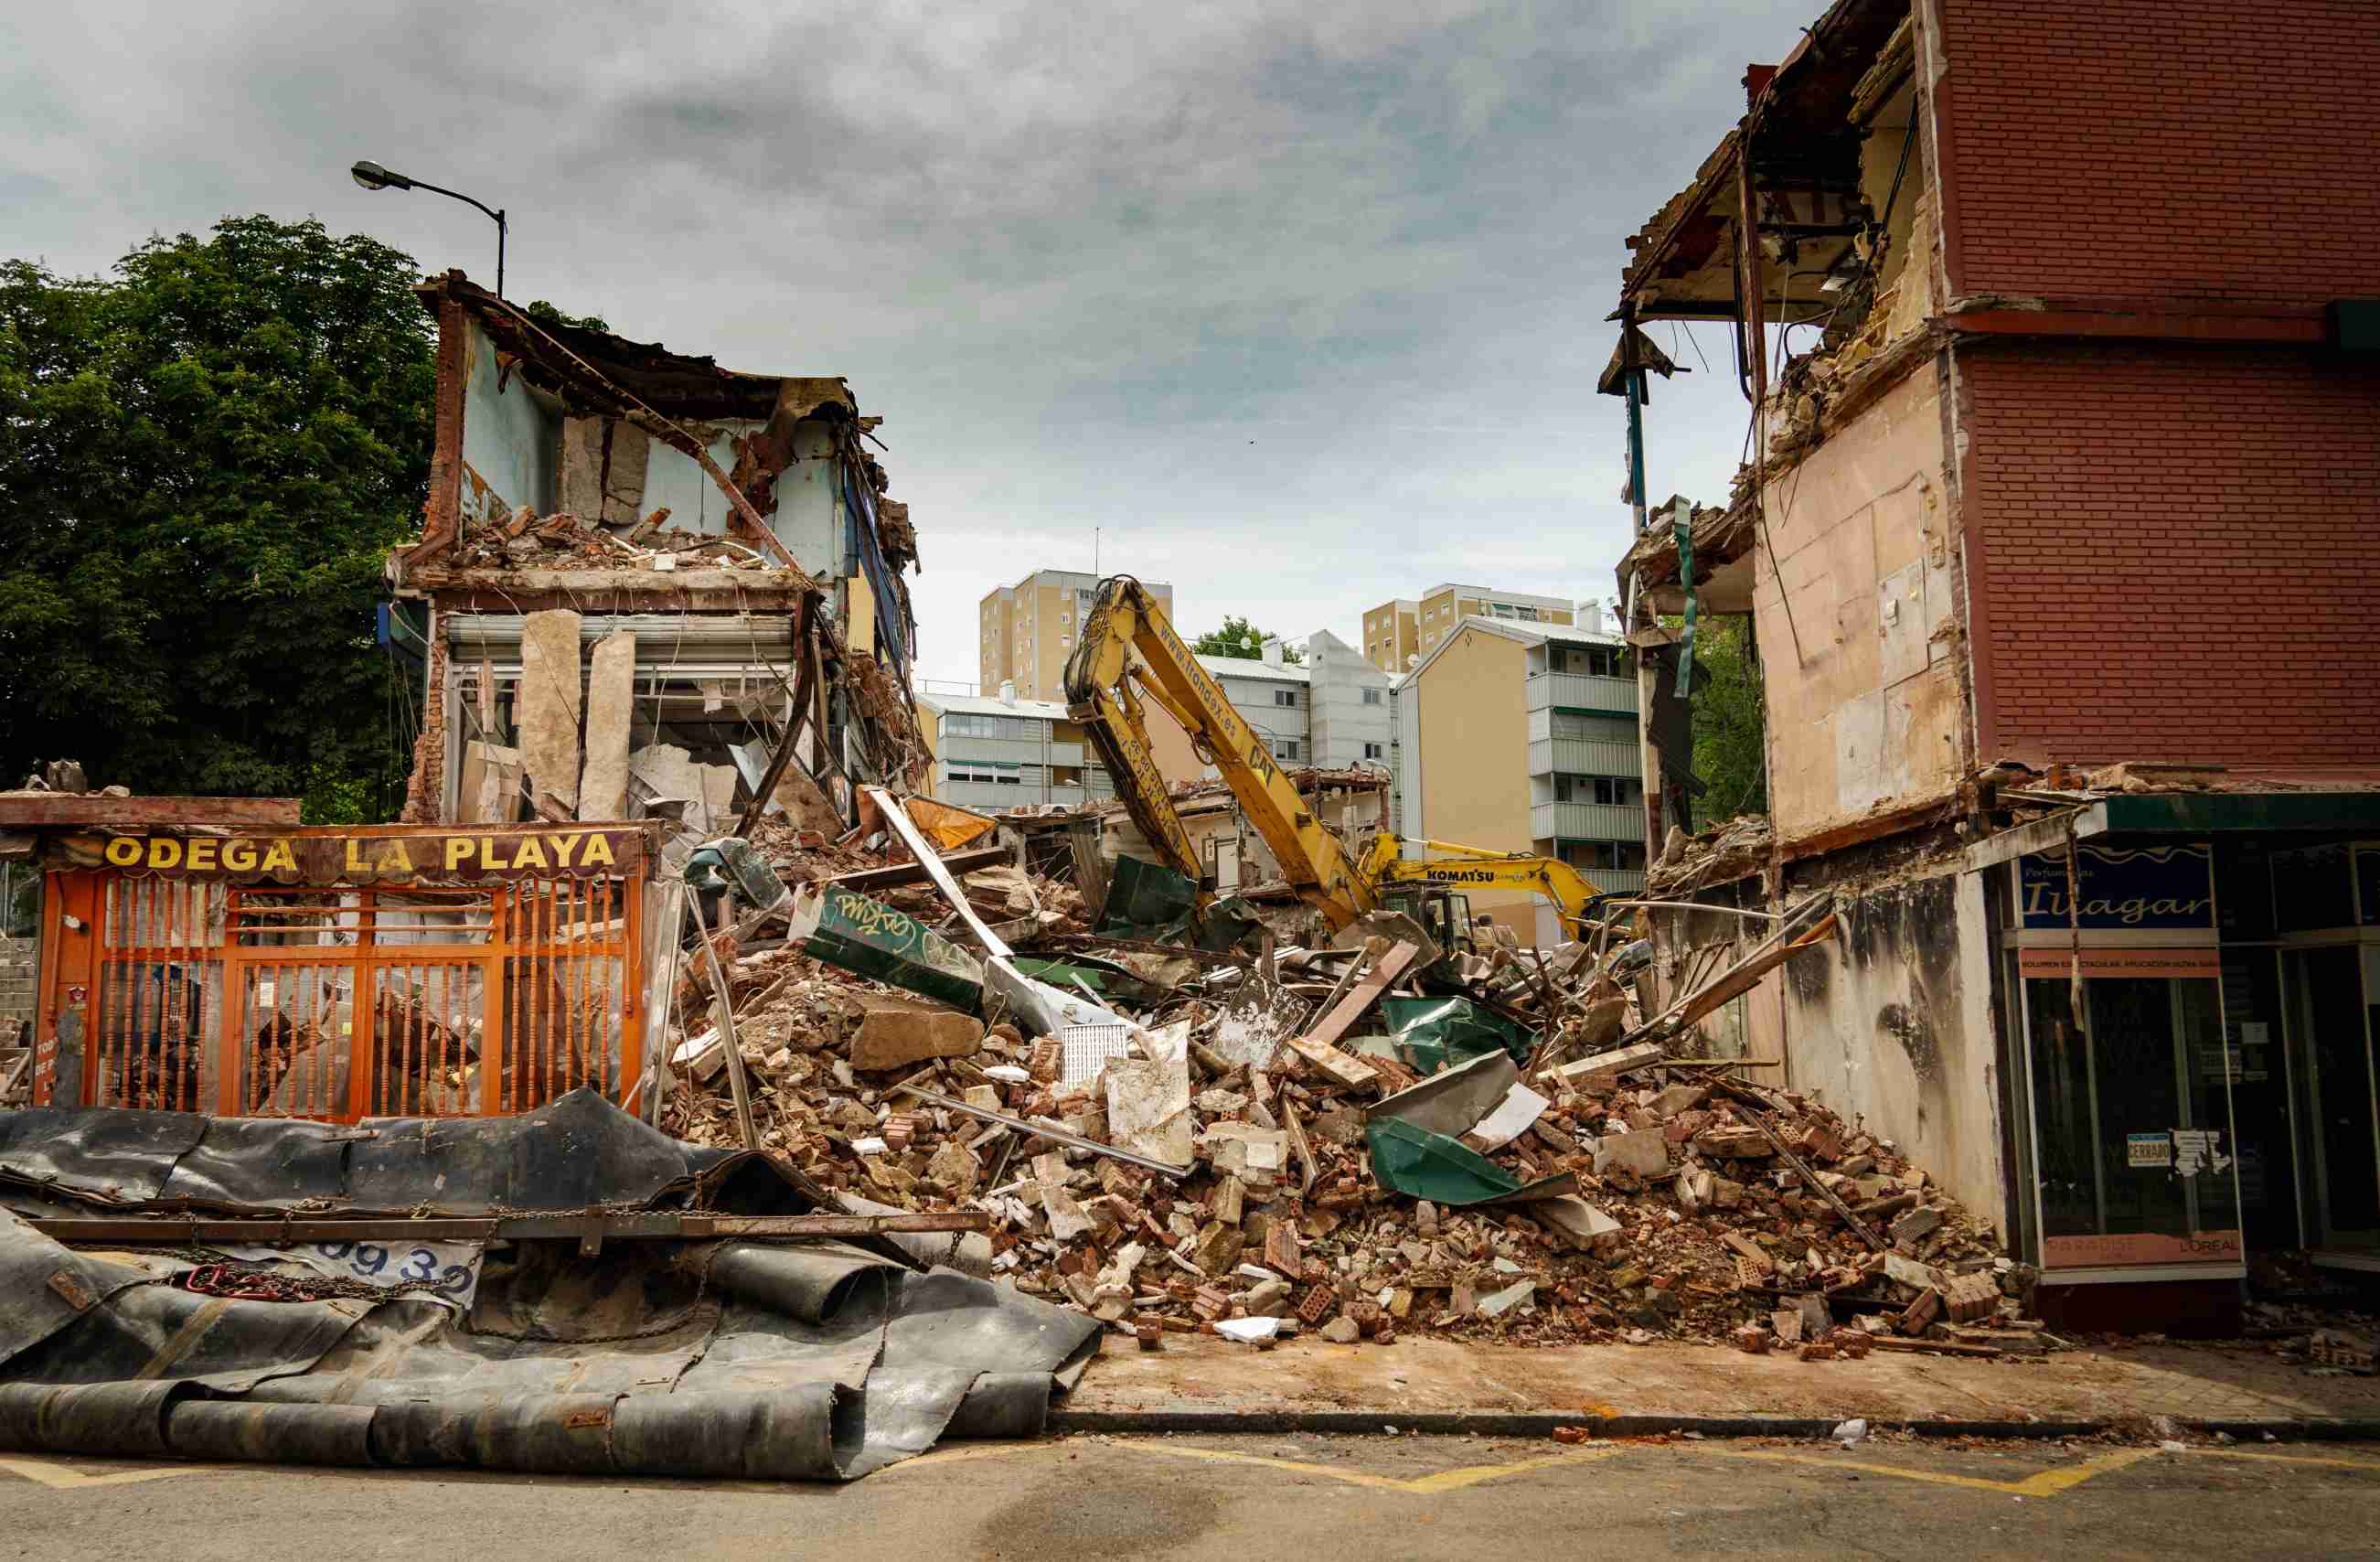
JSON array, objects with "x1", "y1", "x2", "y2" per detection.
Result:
[{"x1": 5, "y1": 0, "x2": 1807, "y2": 685}]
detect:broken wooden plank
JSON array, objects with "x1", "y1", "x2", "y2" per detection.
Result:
[
  {"x1": 1300, "y1": 942, "x2": 1420, "y2": 1049},
  {"x1": 0, "y1": 795, "x2": 302, "y2": 828}
]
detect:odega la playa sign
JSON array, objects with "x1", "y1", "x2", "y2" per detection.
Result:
[{"x1": 71, "y1": 826, "x2": 651, "y2": 884}]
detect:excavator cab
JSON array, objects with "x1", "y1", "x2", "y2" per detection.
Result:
[{"x1": 1380, "y1": 885, "x2": 1475, "y2": 958}]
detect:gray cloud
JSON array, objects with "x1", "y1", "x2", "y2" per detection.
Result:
[{"x1": 3, "y1": 0, "x2": 1805, "y2": 676}]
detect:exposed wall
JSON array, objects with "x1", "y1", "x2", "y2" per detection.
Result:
[
  {"x1": 459, "y1": 319, "x2": 556, "y2": 521},
  {"x1": 1958, "y1": 341, "x2": 2380, "y2": 769},
  {"x1": 1934, "y1": 0, "x2": 2380, "y2": 306},
  {"x1": 1673, "y1": 865, "x2": 2006, "y2": 1234},
  {"x1": 1754, "y1": 368, "x2": 1964, "y2": 842},
  {"x1": 453, "y1": 316, "x2": 845, "y2": 578},
  {"x1": 1407, "y1": 626, "x2": 1537, "y2": 927}
]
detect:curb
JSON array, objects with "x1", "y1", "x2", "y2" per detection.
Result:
[{"x1": 1049, "y1": 1407, "x2": 2380, "y2": 1442}]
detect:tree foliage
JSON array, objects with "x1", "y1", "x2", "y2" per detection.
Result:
[
  {"x1": 1190, "y1": 615, "x2": 1303, "y2": 664},
  {"x1": 1686, "y1": 615, "x2": 1766, "y2": 828},
  {"x1": 0, "y1": 216, "x2": 434, "y2": 818}
]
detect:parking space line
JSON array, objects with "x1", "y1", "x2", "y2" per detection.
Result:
[
  {"x1": 1689, "y1": 1443, "x2": 2162, "y2": 1497},
  {"x1": 0, "y1": 1455, "x2": 222, "y2": 1490}
]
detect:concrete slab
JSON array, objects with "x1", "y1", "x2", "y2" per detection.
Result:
[
  {"x1": 577, "y1": 629, "x2": 636, "y2": 820},
  {"x1": 516, "y1": 609, "x2": 582, "y2": 816}
]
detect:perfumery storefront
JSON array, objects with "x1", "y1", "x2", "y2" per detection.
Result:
[{"x1": 1983, "y1": 792, "x2": 2380, "y2": 1320}]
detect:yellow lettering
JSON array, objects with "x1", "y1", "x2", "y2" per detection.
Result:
[
  {"x1": 547, "y1": 833, "x2": 581, "y2": 868},
  {"x1": 346, "y1": 838, "x2": 370, "y2": 873},
  {"x1": 185, "y1": 839, "x2": 217, "y2": 872},
  {"x1": 511, "y1": 836, "x2": 549, "y2": 871},
  {"x1": 103, "y1": 838, "x2": 142, "y2": 868},
  {"x1": 579, "y1": 833, "x2": 615, "y2": 868},
  {"x1": 222, "y1": 841, "x2": 257, "y2": 872},
  {"x1": 373, "y1": 840, "x2": 414, "y2": 874},
  {"x1": 479, "y1": 835, "x2": 509, "y2": 871},
  {"x1": 260, "y1": 840, "x2": 297, "y2": 874},
  {"x1": 148, "y1": 838, "x2": 183, "y2": 870},
  {"x1": 444, "y1": 836, "x2": 475, "y2": 870}
]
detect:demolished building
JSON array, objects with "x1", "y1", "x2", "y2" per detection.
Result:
[
  {"x1": 1608, "y1": 0, "x2": 2380, "y2": 1329},
  {"x1": 388, "y1": 273, "x2": 925, "y2": 837}
]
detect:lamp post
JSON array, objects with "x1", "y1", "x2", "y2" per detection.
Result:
[{"x1": 350, "y1": 160, "x2": 507, "y2": 297}]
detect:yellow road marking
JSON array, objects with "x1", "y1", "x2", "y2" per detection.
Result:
[
  {"x1": 876, "y1": 1442, "x2": 1045, "y2": 1475},
  {"x1": 1111, "y1": 1439, "x2": 1623, "y2": 1493},
  {"x1": 0, "y1": 1455, "x2": 220, "y2": 1490},
  {"x1": 1692, "y1": 1443, "x2": 2162, "y2": 1497},
  {"x1": 2179, "y1": 1447, "x2": 2380, "y2": 1474}
]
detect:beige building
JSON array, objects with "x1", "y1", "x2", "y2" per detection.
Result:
[
  {"x1": 1390, "y1": 604, "x2": 1647, "y2": 944},
  {"x1": 1361, "y1": 584, "x2": 1584, "y2": 675},
  {"x1": 978, "y1": 570, "x2": 1174, "y2": 703}
]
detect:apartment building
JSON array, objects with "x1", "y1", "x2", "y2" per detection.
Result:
[
  {"x1": 1390, "y1": 603, "x2": 1647, "y2": 943},
  {"x1": 916, "y1": 688, "x2": 1115, "y2": 812},
  {"x1": 1361, "y1": 585, "x2": 1585, "y2": 675},
  {"x1": 978, "y1": 570, "x2": 1175, "y2": 703}
]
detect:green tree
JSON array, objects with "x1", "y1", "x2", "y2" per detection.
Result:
[
  {"x1": 0, "y1": 216, "x2": 434, "y2": 819},
  {"x1": 1190, "y1": 615, "x2": 1303, "y2": 664},
  {"x1": 1686, "y1": 615, "x2": 1766, "y2": 828}
]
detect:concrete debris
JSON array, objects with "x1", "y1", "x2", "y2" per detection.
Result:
[{"x1": 656, "y1": 798, "x2": 2025, "y2": 1354}]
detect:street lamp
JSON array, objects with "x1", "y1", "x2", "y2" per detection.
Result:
[{"x1": 350, "y1": 160, "x2": 507, "y2": 297}]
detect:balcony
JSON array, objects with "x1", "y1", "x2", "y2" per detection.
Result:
[
  {"x1": 1530, "y1": 800, "x2": 1639, "y2": 842},
  {"x1": 1524, "y1": 670, "x2": 1637, "y2": 716},
  {"x1": 1527, "y1": 737, "x2": 1641, "y2": 779},
  {"x1": 1577, "y1": 868, "x2": 1648, "y2": 897}
]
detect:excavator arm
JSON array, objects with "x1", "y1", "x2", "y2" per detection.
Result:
[
  {"x1": 1361, "y1": 835, "x2": 1610, "y2": 939},
  {"x1": 1063, "y1": 576, "x2": 1374, "y2": 930}
]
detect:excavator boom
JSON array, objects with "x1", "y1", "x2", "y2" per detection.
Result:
[{"x1": 1063, "y1": 577, "x2": 1374, "y2": 930}]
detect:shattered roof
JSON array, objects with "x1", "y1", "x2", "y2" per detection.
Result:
[
  {"x1": 1616, "y1": 0, "x2": 1910, "y2": 322},
  {"x1": 418, "y1": 271, "x2": 858, "y2": 424}
]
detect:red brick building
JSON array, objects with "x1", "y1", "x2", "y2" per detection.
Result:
[{"x1": 1611, "y1": 0, "x2": 2380, "y2": 1325}]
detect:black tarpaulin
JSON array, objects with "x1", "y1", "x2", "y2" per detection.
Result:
[{"x1": 0, "y1": 1093, "x2": 1101, "y2": 1481}]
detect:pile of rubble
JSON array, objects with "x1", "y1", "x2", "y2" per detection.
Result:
[
  {"x1": 450, "y1": 504, "x2": 786, "y2": 573},
  {"x1": 658, "y1": 796, "x2": 2039, "y2": 1359}
]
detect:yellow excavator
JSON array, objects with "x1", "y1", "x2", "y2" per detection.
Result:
[{"x1": 1062, "y1": 575, "x2": 1612, "y2": 951}]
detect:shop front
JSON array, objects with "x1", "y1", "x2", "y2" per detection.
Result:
[{"x1": 1984, "y1": 793, "x2": 2380, "y2": 1325}]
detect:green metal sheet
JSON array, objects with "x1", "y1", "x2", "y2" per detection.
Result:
[
  {"x1": 1364, "y1": 1116, "x2": 1575, "y2": 1207},
  {"x1": 1380, "y1": 996, "x2": 1533, "y2": 1075},
  {"x1": 790, "y1": 883, "x2": 984, "y2": 1013}
]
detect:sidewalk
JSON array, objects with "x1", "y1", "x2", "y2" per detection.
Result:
[{"x1": 1057, "y1": 1334, "x2": 2380, "y2": 1437}]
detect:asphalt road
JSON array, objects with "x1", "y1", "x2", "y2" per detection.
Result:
[{"x1": 1, "y1": 1430, "x2": 2375, "y2": 1561}]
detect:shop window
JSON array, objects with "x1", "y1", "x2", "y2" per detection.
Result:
[
  {"x1": 2021, "y1": 972, "x2": 2239, "y2": 1269},
  {"x1": 2273, "y1": 844, "x2": 2355, "y2": 932}
]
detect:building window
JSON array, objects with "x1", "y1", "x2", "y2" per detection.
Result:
[
  {"x1": 1060, "y1": 636, "x2": 1070, "y2": 647},
  {"x1": 1425, "y1": 632, "x2": 1436, "y2": 647},
  {"x1": 1362, "y1": 742, "x2": 1384, "y2": 759},
  {"x1": 1272, "y1": 739, "x2": 1300, "y2": 762},
  {"x1": 1273, "y1": 689, "x2": 1297, "y2": 707},
  {"x1": 1491, "y1": 602, "x2": 1516, "y2": 619},
  {"x1": 1553, "y1": 774, "x2": 1636, "y2": 806},
  {"x1": 1361, "y1": 687, "x2": 1382, "y2": 705}
]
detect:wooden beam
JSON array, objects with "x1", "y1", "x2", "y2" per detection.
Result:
[{"x1": 0, "y1": 795, "x2": 303, "y2": 828}]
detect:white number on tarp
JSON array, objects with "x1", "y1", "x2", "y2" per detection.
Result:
[{"x1": 214, "y1": 1240, "x2": 485, "y2": 1309}]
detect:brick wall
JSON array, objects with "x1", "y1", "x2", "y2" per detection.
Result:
[
  {"x1": 1961, "y1": 341, "x2": 2380, "y2": 767},
  {"x1": 1936, "y1": 0, "x2": 2380, "y2": 305}
]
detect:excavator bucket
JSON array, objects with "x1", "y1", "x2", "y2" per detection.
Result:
[{"x1": 1330, "y1": 907, "x2": 1443, "y2": 971}]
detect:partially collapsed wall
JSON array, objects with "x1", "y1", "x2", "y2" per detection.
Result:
[{"x1": 389, "y1": 273, "x2": 925, "y2": 840}]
